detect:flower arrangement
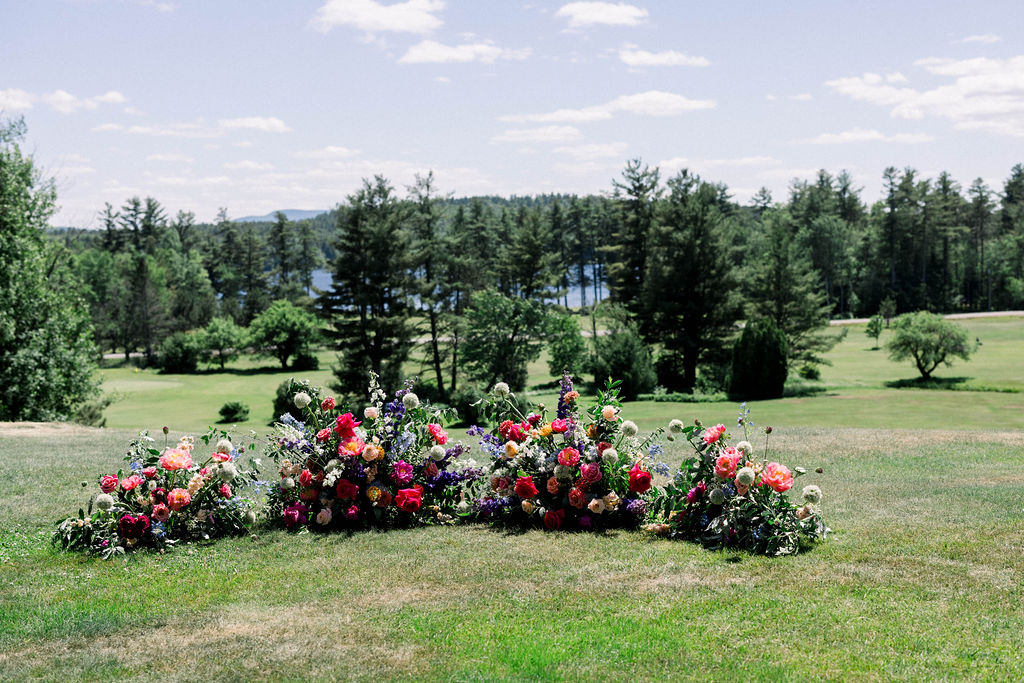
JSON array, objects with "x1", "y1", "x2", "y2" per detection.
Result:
[
  {"x1": 645, "y1": 405, "x2": 828, "y2": 555},
  {"x1": 471, "y1": 374, "x2": 660, "y2": 531},
  {"x1": 53, "y1": 428, "x2": 260, "y2": 558},
  {"x1": 264, "y1": 376, "x2": 483, "y2": 531}
]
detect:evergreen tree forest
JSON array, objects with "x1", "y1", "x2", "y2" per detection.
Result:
[{"x1": 38, "y1": 151, "x2": 1024, "y2": 401}]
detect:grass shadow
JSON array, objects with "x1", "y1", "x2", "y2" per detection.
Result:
[{"x1": 885, "y1": 376, "x2": 970, "y2": 390}]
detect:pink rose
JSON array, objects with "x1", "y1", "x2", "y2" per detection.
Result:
[
  {"x1": 316, "y1": 428, "x2": 332, "y2": 443},
  {"x1": 321, "y1": 396, "x2": 336, "y2": 411},
  {"x1": 550, "y1": 419, "x2": 569, "y2": 433},
  {"x1": 580, "y1": 462, "x2": 602, "y2": 484},
  {"x1": 121, "y1": 474, "x2": 143, "y2": 492},
  {"x1": 714, "y1": 453, "x2": 740, "y2": 480},
  {"x1": 219, "y1": 483, "x2": 232, "y2": 498},
  {"x1": 151, "y1": 503, "x2": 170, "y2": 522},
  {"x1": 427, "y1": 423, "x2": 448, "y2": 445},
  {"x1": 100, "y1": 475, "x2": 118, "y2": 494},
  {"x1": 557, "y1": 447, "x2": 580, "y2": 467},
  {"x1": 141, "y1": 467, "x2": 157, "y2": 479}
]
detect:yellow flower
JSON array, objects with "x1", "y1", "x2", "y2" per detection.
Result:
[
  {"x1": 504, "y1": 441, "x2": 518, "y2": 460},
  {"x1": 539, "y1": 424, "x2": 553, "y2": 438},
  {"x1": 365, "y1": 486, "x2": 382, "y2": 502}
]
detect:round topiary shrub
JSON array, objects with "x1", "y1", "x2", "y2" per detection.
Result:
[
  {"x1": 218, "y1": 401, "x2": 250, "y2": 423},
  {"x1": 728, "y1": 318, "x2": 788, "y2": 400},
  {"x1": 157, "y1": 331, "x2": 203, "y2": 374}
]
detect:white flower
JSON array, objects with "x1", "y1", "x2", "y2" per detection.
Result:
[
  {"x1": 293, "y1": 392, "x2": 311, "y2": 409},
  {"x1": 364, "y1": 406, "x2": 380, "y2": 420},
  {"x1": 429, "y1": 445, "x2": 446, "y2": 461},
  {"x1": 280, "y1": 477, "x2": 295, "y2": 490},
  {"x1": 243, "y1": 510, "x2": 257, "y2": 525},
  {"x1": 736, "y1": 467, "x2": 756, "y2": 486},
  {"x1": 736, "y1": 441, "x2": 754, "y2": 456},
  {"x1": 147, "y1": 480, "x2": 157, "y2": 491},
  {"x1": 709, "y1": 488, "x2": 726, "y2": 505},
  {"x1": 621, "y1": 420, "x2": 638, "y2": 437},
  {"x1": 215, "y1": 438, "x2": 233, "y2": 454},
  {"x1": 402, "y1": 392, "x2": 420, "y2": 410},
  {"x1": 802, "y1": 485, "x2": 822, "y2": 505},
  {"x1": 216, "y1": 463, "x2": 238, "y2": 482},
  {"x1": 554, "y1": 465, "x2": 573, "y2": 480},
  {"x1": 95, "y1": 493, "x2": 114, "y2": 511},
  {"x1": 668, "y1": 419, "x2": 685, "y2": 433},
  {"x1": 492, "y1": 382, "x2": 511, "y2": 397},
  {"x1": 324, "y1": 458, "x2": 342, "y2": 473},
  {"x1": 601, "y1": 448, "x2": 619, "y2": 466}
]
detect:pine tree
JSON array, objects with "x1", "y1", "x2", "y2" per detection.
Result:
[{"x1": 605, "y1": 159, "x2": 661, "y2": 323}]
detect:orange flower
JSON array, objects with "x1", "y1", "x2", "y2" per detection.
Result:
[{"x1": 761, "y1": 462, "x2": 794, "y2": 493}]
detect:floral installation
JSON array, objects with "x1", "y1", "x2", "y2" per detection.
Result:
[
  {"x1": 471, "y1": 374, "x2": 661, "y2": 531},
  {"x1": 264, "y1": 376, "x2": 483, "y2": 531},
  {"x1": 645, "y1": 404, "x2": 828, "y2": 556},
  {"x1": 53, "y1": 428, "x2": 261, "y2": 558}
]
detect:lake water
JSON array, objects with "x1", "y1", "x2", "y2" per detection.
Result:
[{"x1": 311, "y1": 270, "x2": 606, "y2": 308}]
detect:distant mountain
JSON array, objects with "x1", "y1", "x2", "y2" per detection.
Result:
[{"x1": 235, "y1": 209, "x2": 328, "y2": 223}]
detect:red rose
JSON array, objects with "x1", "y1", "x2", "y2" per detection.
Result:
[
  {"x1": 118, "y1": 513, "x2": 151, "y2": 539},
  {"x1": 377, "y1": 490, "x2": 393, "y2": 508},
  {"x1": 543, "y1": 508, "x2": 565, "y2": 530},
  {"x1": 499, "y1": 420, "x2": 528, "y2": 443},
  {"x1": 298, "y1": 469, "x2": 313, "y2": 487},
  {"x1": 316, "y1": 428, "x2": 332, "y2": 443},
  {"x1": 424, "y1": 461, "x2": 439, "y2": 479},
  {"x1": 596, "y1": 442, "x2": 613, "y2": 456},
  {"x1": 526, "y1": 413, "x2": 542, "y2": 426},
  {"x1": 514, "y1": 475, "x2": 539, "y2": 499},
  {"x1": 321, "y1": 396, "x2": 336, "y2": 411},
  {"x1": 546, "y1": 476, "x2": 560, "y2": 495},
  {"x1": 335, "y1": 412, "x2": 362, "y2": 439},
  {"x1": 427, "y1": 423, "x2": 448, "y2": 445},
  {"x1": 335, "y1": 479, "x2": 360, "y2": 500},
  {"x1": 628, "y1": 462, "x2": 653, "y2": 494},
  {"x1": 395, "y1": 487, "x2": 423, "y2": 512},
  {"x1": 568, "y1": 487, "x2": 587, "y2": 509},
  {"x1": 100, "y1": 475, "x2": 118, "y2": 494}
]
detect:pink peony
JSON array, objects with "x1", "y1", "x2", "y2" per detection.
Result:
[
  {"x1": 427, "y1": 423, "x2": 448, "y2": 445},
  {"x1": 557, "y1": 447, "x2": 580, "y2": 467},
  {"x1": 550, "y1": 419, "x2": 569, "y2": 433},
  {"x1": 339, "y1": 437, "x2": 366, "y2": 458},
  {"x1": 211, "y1": 452, "x2": 231, "y2": 463},
  {"x1": 121, "y1": 474, "x2": 144, "y2": 492},
  {"x1": 151, "y1": 503, "x2": 170, "y2": 522},
  {"x1": 167, "y1": 488, "x2": 191, "y2": 511},
  {"x1": 714, "y1": 453, "x2": 741, "y2": 480},
  {"x1": 761, "y1": 462, "x2": 794, "y2": 493},
  {"x1": 99, "y1": 475, "x2": 118, "y2": 494},
  {"x1": 392, "y1": 460, "x2": 414, "y2": 485},
  {"x1": 283, "y1": 502, "x2": 307, "y2": 528},
  {"x1": 703, "y1": 423, "x2": 727, "y2": 445},
  {"x1": 159, "y1": 448, "x2": 193, "y2": 471},
  {"x1": 345, "y1": 504, "x2": 360, "y2": 520}
]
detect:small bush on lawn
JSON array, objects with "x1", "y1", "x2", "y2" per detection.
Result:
[{"x1": 218, "y1": 401, "x2": 249, "y2": 423}]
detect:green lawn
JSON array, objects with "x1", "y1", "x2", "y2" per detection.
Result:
[
  {"x1": 1, "y1": 426, "x2": 1021, "y2": 680},
  {"x1": 2, "y1": 316, "x2": 1022, "y2": 679}
]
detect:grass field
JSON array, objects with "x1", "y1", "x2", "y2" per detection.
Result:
[{"x1": 1, "y1": 316, "x2": 1022, "y2": 680}]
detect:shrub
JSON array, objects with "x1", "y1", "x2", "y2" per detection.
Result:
[
  {"x1": 655, "y1": 352, "x2": 688, "y2": 393},
  {"x1": 798, "y1": 364, "x2": 821, "y2": 381},
  {"x1": 728, "y1": 318, "x2": 788, "y2": 400},
  {"x1": 546, "y1": 312, "x2": 587, "y2": 377},
  {"x1": 156, "y1": 331, "x2": 203, "y2": 374},
  {"x1": 885, "y1": 311, "x2": 977, "y2": 379},
  {"x1": 588, "y1": 305, "x2": 656, "y2": 401},
  {"x1": 866, "y1": 315, "x2": 883, "y2": 348},
  {"x1": 218, "y1": 401, "x2": 250, "y2": 423},
  {"x1": 291, "y1": 349, "x2": 320, "y2": 371}
]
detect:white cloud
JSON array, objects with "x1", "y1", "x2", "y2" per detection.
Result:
[
  {"x1": 146, "y1": 153, "x2": 194, "y2": 162},
  {"x1": 0, "y1": 88, "x2": 34, "y2": 110},
  {"x1": 764, "y1": 94, "x2": 777, "y2": 101},
  {"x1": 553, "y1": 142, "x2": 629, "y2": 160},
  {"x1": 434, "y1": 76, "x2": 450, "y2": 83},
  {"x1": 806, "y1": 127, "x2": 934, "y2": 144},
  {"x1": 955, "y1": 34, "x2": 1001, "y2": 45},
  {"x1": 790, "y1": 93, "x2": 813, "y2": 101},
  {"x1": 399, "y1": 40, "x2": 531, "y2": 64},
  {"x1": 123, "y1": 106, "x2": 145, "y2": 116},
  {"x1": 826, "y1": 56, "x2": 1024, "y2": 137},
  {"x1": 1, "y1": 88, "x2": 127, "y2": 114},
  {"x1": 224, "y1": 160, "x2": 275, "y2": 170},
  {"x1": 501, "y1": 89, "x2": 715, "y2": 123},
  {"x1": 218, "y1": 116, "x2": 293, "y2": 133},
  {"x1": 618, "y1": 46, "x2": 709, "y2": 67},
  {"x1": 310, "y1": 0, "x2": 444, "y2": 35},
  {"x1": 555, "y1": 2, "x2": 647, "y2": 28},
  {"x1": 294, "y1": 145, "x2": 361, "y2": 159},
  {"x1": 94, "y1": 121, "x2": 220, "y2": 138},
  {"x1": 492, "y1": 125, "x2": 584, "y2": 143}
]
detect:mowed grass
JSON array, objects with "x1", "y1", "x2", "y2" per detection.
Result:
[
  {"x1": 97, "y1": 316, "x2": 1024, "y2": 435},
  {"x1": 1, "y1": 426, "x2": 1022, "y2": 681}
]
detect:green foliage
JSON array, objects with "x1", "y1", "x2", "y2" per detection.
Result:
[
  {"x1": 0, "y1": 118, "x2": 100, "y2": 421},
  {"x1": 323, "y1": 176, "x2": 415, "y2": 400},
  {"x1": 587, "y1": 303, "x2": 656, "y2": 400},
  {"x1": 462, "y1": 289, "x2": 550, "y2": 392},
  {"x1": 273, "y1": 378, "x2": 322, "y2": 424},
  {"x1": 199, "y1": 316, "x2": 248, "y2": 369},
  {"x1": 866, "y1": 314, "x2": 884, "y2": 348},
  {"x1": 879, "y1": 296, "x2": 897, "y2": 326},
  {"x1": 545, "y1": 311, "x2": 586, "y2": 377},
  {"x1": 291, "y1": 349, "x2": 320, "y2": 371},
  {"x1": 156, "y1": 331, "x2": 203, "y2": 374},
  {"x1": 218, "y1": 401, "x2": 250, "y2": 423},
  {"x1": 729, "y1": 318, "x2": 788, "y2": 400},
  {"x1": 885, "y1": 311, "x2": 977, "y2": 379},
  {"x1": 605, "y1": 158, "x2": 661, "y2": 313},
  {"x1": 250, "y1": 299, "x2": 319, "y2": 369}
]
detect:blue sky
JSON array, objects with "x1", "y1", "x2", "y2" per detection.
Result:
[{"x1": 3, "y1": 0, "x2": 1022, "y2": 226}]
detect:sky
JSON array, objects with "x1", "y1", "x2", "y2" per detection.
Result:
[{"x1": 3, "y1": 0, "x2": 1023, "y2": 227}]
